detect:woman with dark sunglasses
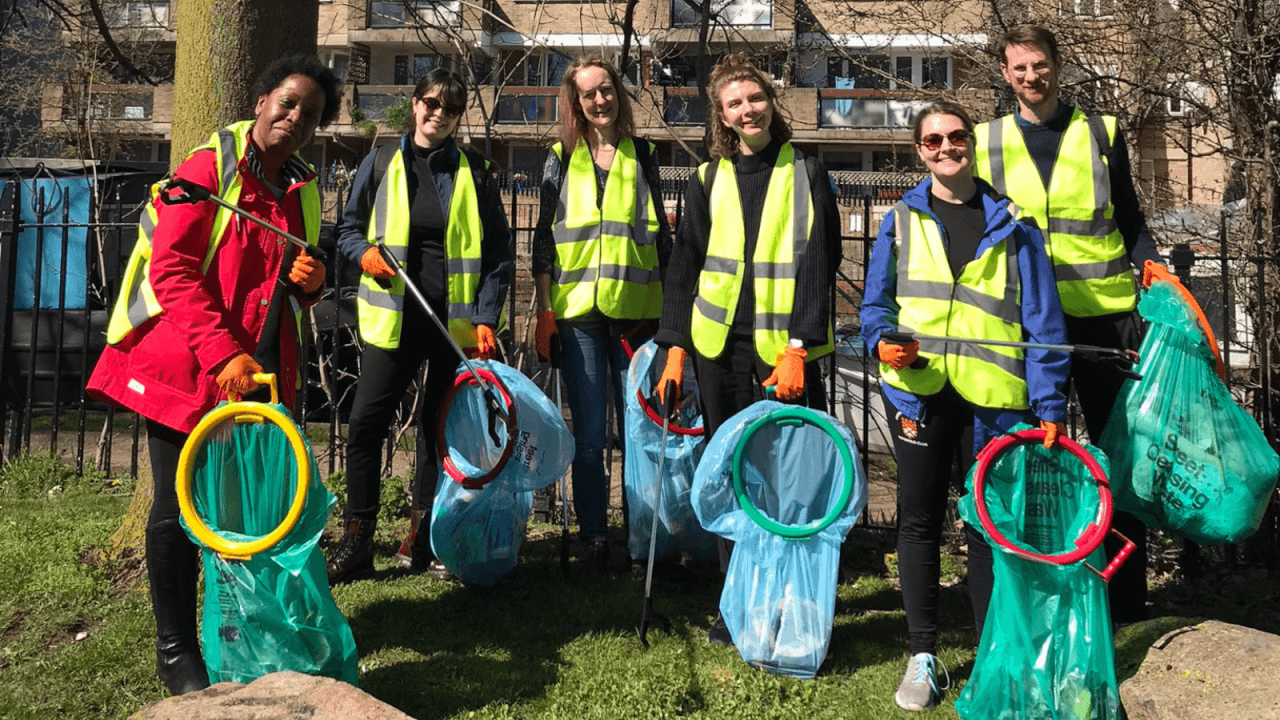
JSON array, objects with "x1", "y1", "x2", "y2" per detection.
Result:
[
  {"x1": 327, "y1": 68, "x2": 512, "y2": 584},
  {"x1": 860, "y1": 101, "x2": 1070, "y2": 711}
]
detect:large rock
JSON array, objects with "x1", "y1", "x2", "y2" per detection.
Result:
[
  {"x1": 1120, "y1": 620, "x2": 1280, "y2": 720},
  {"x1": 129, "y1": 671, "x2": 413, "y2": 720}
]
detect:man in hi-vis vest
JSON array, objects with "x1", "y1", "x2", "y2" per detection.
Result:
[{"x1": 973, "y1": 25, "x2": 1170, "y2": 627}]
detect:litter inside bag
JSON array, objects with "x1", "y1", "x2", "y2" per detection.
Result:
[
  {"x1": 182, "y1": 403, "x2": 358, "y2": 685},
  {"x1": 955, "y1": 431, "x2": 1120, "y2": 720},
  {"x1": 1099, "y1": 281, "x2": 1280, "y2": 545},
  {"x1": 693, "y1": 401, "x2": 866, "y2": 679},
  {"x1": 624, "y1": 341, "x2": 716, "y2": 562},
  {"x1": 431, "y1": 361, "x2": 573, "y2": 587}
]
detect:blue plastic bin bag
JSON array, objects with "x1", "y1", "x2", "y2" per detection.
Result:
[
  {"x1": 1099, "y1": 281, "x2": 1280, "y2": 545},
  {"x1": 955, "y1": 428, "x2": 1121, "y2": 720},
  {"x1": 625, "y1": 341, "x2": 716, "y2": 562},
  {"x1": 692, "y1": 401, "x2": 866, "y2": 679},
  {"x1": 181, "y1": 401, "x2": 358, "y2": 685},
  {"x1": 1, "y1": 176, "x2": 92, "y2": 310},
  {"x1": 431, "y1": 360, "x2": 574, "y2": 587}
]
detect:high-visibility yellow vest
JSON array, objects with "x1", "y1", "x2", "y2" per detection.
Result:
[
  {"x1": 880, "y1": 201, "x2": 1029, "y2": 409},
  {"x1": 550, "y1": 138, "x2": 662, "y2": 320},
  {"x1": 689, "y1": 143, "x2": 834, "y2": 364},
  {"x1": 356, "y1": 144, "x2": 484, "y2": 350},
  {"x1": 105, "y1": 120, "x2": 320, "y2": 345},
  {"x1": 973, "y1": 110, "x2": 1136, "y2": 317}
]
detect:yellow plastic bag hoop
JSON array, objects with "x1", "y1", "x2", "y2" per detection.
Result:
[{"x1": 175, "y1": 374, "x2": 310, "y2": 561}]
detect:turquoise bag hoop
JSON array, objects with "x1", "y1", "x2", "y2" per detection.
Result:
[{"x1": 730, "y1": 406, "x2": 855, "y2": 539}]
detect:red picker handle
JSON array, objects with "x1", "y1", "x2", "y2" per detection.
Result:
[{"x1": 1086, "y1": 530, "x2": 1136, "y2": 583}]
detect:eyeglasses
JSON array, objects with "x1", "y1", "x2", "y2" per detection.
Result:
[
  {"x1": 419, "y1": 96, "x2": 465, "y2": 118},
  {"x1": 918, "y1": 130, "x2": 972, "y2": 151}
]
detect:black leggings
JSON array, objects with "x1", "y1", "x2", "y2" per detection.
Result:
[{"x1": 884, "y1": 384, "x2": 994, "y2": 655}]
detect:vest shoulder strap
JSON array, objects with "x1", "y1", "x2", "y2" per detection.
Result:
[
  {"x1": 371, "y1": 141, "x2": 399, "y2": 191},
  {"x1": 1086, "y1": 113, "x2": 1112, "y2": 157},
  {"x1": 701, "y1": 158, "x2": 719, "y2": 208},
  {"x1": 459, "y1": 147, "x2": 489, "y2": 189}
]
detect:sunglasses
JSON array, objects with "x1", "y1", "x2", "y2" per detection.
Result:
[
  {"x1": 419, "y1": 96, "x2": 465, "y2": 118},
  {"x1": 918, "y1": 130, "x2": 972, "y2": 151}
]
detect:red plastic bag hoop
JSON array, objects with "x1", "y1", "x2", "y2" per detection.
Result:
[
  {"x1": 437, "y1": 367, "x2": 517, "y2": 490},
  {"x1": 971, "y1": 429, "x2": 1113, "y2": 567},
  {"x1": 623, "y1": 339, "x2": 704, "y2": 437}
]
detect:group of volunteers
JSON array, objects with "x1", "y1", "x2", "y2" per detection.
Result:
[{"x1": 85, "y1": 22, "x2": 1166, "y2": 712}]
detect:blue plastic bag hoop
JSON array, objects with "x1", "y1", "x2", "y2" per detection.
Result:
[
  {"x1": 731, "y1": 407, "x2": 855, "y2": 539},
  {"x1": 438, "y1": 367, "x2": 518, "y2": 490}
]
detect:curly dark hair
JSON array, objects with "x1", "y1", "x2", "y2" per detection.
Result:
[
  {"x1": 252, "y1": 54, "x2": 342, "y2": 128},
  {"x1": 706, "y1": 53, "x2": 791, "y2": 159}
]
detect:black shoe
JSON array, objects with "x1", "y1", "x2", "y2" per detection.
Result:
[
  {"x1": 326, "y1": 517, "x2": 376, "y2": 585},
  {"x1": 426, "y1": 559, "x2": 456, "y2": 582},
  {"x1": 146, "y1": 519, "x2": 211, "y2": 696},
  {"x1": 590, "y1": 539, "x2": 610, "y2": 573},
  {"x1": 707, "y1": 614, "x2": 732, "y2": 647}
]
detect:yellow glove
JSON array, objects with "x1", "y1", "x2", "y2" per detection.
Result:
[{"x1": 763, "y1": 345, "x2": 807, "y2": 401}]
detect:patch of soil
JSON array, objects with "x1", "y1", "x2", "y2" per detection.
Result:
[
  {"x1": 41, "y1": 618, "x2": 98, "y2": 654},
  {"x1": 2, "y1": 611, "x2": 28, "y2": 643},
  {"x1": 78, "y1": 544, "x2": 146, "y2": 597}
]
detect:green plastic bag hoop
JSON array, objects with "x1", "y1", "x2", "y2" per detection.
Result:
[
  {"x1": 972, "y1": 429, "x2": 1112, "y2": 567},
  {"x1": 731, "y1": 407, "x2": 855, "y2": 539}
]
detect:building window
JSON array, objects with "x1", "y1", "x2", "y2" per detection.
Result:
[
  {"x1": 524, "y1": 53, "x2": 570, "y2": 87},
  {"x1": 652, "y1": 55, "x2": 698, "y2": 87},
  {"x1": 828, "y1": 56, "x2": 890, "y2": 90},
  {"x1": 368, "y1": 0, "x2": 461, "y2": 28},
  {"x1": 496, "y1": 94, "x2": 557, "y2": 123},
  {"x1": 111, "y1": 1, "x2": 169, "y2": 27},
  {"x1": 824, "y1": 54, "x2": 950, "y2": 90},
  {"x1": 1060, "y1": 0, "x2": 1117, "y2": 17},
  {"x1": 672, "y1": 0, "x2": 771, "y2": 28},
  {"x1": 394, "y1": 54, "x2": 449, "y2": 85}
]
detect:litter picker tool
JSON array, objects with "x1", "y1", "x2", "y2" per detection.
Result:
[
  {"x1": 638, "y1": 379, "x2": 677, "y2": 649},
  {"x1": 880, "y1": 331, "x2": 1141, "y2": 380},
  {"x1": 549, "y1": 334, "x2": 570, "y2": 579},
  {"x1": 160, "y1": 177, "x2": 328, "y2": 263},
  {"x1": 373, "y1": 241, "x2": 510, "y2": 445}
]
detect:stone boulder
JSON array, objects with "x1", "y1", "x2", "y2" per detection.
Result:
[
  {"x1": 1120, "y1": 620, "x2": 1280, "y2": 720},
  {"x1": 129, "y1": 671, "x2": 413, "y2": 720}
]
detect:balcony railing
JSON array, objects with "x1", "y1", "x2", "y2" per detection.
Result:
[
  {"x1": 671, "y1": 0, "x2": 771, "y2": 28},
  {"x1": 496, "y1": 89, "x2": 557, "y2": 124},
  {"x1": 367, "y1": 0, "x2": 461, "y2": 28},
  {"x1": 663, "y1": 88, "x2": 707, "y2": 126},
  {"x1": 108, "y1": 1, "x2": 169, "y2": 28},
  {"x1": 819, "y1": 91, "x2": 929, "y2": 129}
]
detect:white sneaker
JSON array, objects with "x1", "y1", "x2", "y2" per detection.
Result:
[{"x1": 894, "y1": 652, "x2": 949, "y2": 711}]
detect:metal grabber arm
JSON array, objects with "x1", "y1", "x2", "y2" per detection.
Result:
[{"x1": 160, "y1": 177, "x2": 328, "y2": 263}]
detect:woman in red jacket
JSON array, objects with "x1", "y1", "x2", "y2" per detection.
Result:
[{"x1": 86, "y1": 55, "x2": 341, "y2": 696}]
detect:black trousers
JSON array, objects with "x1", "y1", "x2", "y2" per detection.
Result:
[
  {"x1": 883, "y1": 384, "x2": 994, "y2": 655},
  {"x1": 694, "y1": 335, "x2": 827, "y2": 574},
  {"x1": 345, "y1": 307, "x2": 460, "y2": 535},
  {"x1": 1066, "y1": 311, "x2": 1149, "y2": 624}
]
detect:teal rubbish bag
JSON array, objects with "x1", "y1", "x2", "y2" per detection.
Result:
[
  {"x1": 431, "y1": 361, "x2": 574, "y2": 587},
  {"x1": 692, "y1": 401, "x2": 866, "y2": 679},
  {"x1": 1098, "y1": 280, "x2": 1280, "y2": 545},
  {"x1": 624, "y1": 341, "x2": 716, "y2": 563},
  {"x1": 955, "y1": 428, "x2": 1122, "y2": 720},
  {"x1": 180, "y1": 398, "x2": 358, "y2": 686}
]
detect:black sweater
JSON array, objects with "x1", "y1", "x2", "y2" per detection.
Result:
[{"x1": 655, "y1": 138, "x2": 837, "y2": 354}]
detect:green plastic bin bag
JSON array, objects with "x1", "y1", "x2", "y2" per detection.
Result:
[
  {"x1": 179, "y1": 396, "x2": 358, "y2": 686},
  {"x1": 1098, "y1": 280, "x2": 1280, "y2": 545},
  {"x1": 955, "y1": 428, "x2": 1123, "y2": 720}
]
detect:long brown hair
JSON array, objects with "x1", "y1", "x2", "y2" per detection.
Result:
[
  {"x1": 558, "y1": 54, "x2": 635, "y2": 151},
  {"x1": 706, "y1": 53, "x2": 791, "y2": 159}
]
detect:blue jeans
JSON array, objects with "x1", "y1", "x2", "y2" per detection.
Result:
[{"x1": 559, "y1": 319, "x2": 653, "y2": 540}]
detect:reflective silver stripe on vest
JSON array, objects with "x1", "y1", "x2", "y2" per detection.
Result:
[
  {"x1": 703, "y1": 255, "x2": 740, "y2": 275},
  {"x1": 448, "y1": 258, "x2": 481, "y2": 275},
  {"x1": 139, "y1": 209, "x2": 156, "y2": 238},
  {"x1": 695, "y1": 295, "x2": 729, "y2": 324},
  {"x1": 1054, "y1": 255, "x2": 1132, "y2": 282},
  {"x1": 357, "y1": 283, "x2": 406, "y2": 311},
  {"x1": 216, "y1": 129, "x2": 239, "y2": 192},
  {"x1": 124, "y1": 275, "x2": 152, "y2": 329},
  {"x1": 985, "y1": 120, "x2": 1007, "y2": 196},
  {"x1": 556, "y1": 266, "x2": 598, "y2": 285},
  {"x1": 791, "y1": 151, "x2": 811, "y2": 258},
  {"x1": 755, "y1": 311, "x2": 790, "y2": 329},
  {"x1": 372, "y1": 157, "x2": 395, "y2": 242},
  {"x1": 1047, "y1": 212, "x2": 1118, "y2": 238},
  {"x1": 552, "y1": 219, "x2": 637, "y2": 244},
  {"x1": 449, "y1": 302, "x2": 473, "y2": 319},
  {"x1": 601, "y1": 263, "x2": 659, "y2": 285},
  {"x1": 633, "y1": 153, "x2": 654, "y2": 246},
  {"x1": 951, "y1": 339, "x2": 1023, "y2": 377},
  {"x1": 753, "y1": 261, "x2": 798, "y2": 281}
]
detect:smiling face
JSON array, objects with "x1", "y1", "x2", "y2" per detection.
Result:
[
  {"x1": 1001, "y1": 42, "x2": 1061, "y2": 115},
  {"x1": 573, "y1": 64, "x2": 619, "y2": 133},
  {"x1": 717, "y1": 79, "x2": 773, "y2": 152},
  {"x1": 412, "y1": 87, "x2": 462, "y2": 148},
  {"x1": 252, "y1": 74, "x2": 325, "y2": 161},
  {"x1": 915, "y1": 112, "x2": 973, "y2": 182}
]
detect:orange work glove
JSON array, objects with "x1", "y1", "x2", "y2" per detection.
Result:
[
  {"x1": 877, "y1": 339, "x2": 920, "y2": 370},
  {"x1": 474, "y1": 324, "x2": 497, "y2": 361},
  {"x1": 1142, "y1": 260, "x2": 1181, "y2": 290},
  {"x1": 1040, "y1": 420, "x2": 1067, "y2": 448},
  {"x1": 215, "y1": 353, "x2": 263, "y2": 396},
  {"x1": 656, "y1": 346, "x2": 687, "y2": 408},
  {"x1": 535, "y1": 310, "x2": 558, "y2": 361},
  {"x1": 361, "y1": 246, "x2": 395, "y2": 279},
  {"x1": 763, "y1": 345, "x2": 808, "y2": 401},
  {"x1": 288, "y1": 251, "x2": 325, "y2": 295}
]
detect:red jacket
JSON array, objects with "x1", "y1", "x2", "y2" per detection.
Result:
[{"x1": 88, "y1": 143, "x2": 322, "y2": 433}]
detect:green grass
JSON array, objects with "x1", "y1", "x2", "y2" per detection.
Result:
[{"x1": 0, "y1": 451, "x2": 1276, "y2": 719}]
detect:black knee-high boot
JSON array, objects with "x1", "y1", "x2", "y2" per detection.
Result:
[{"x1": 146, "y1": 518, "x2": 211, "y2": 695}]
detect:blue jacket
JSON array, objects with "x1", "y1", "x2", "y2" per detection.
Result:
[
  {"x1": 336, "y1": 134, "x2": 512, "y2": 327},
  {"x1": 860, "y1": 177, "x2": 1070, "y2": 438}
]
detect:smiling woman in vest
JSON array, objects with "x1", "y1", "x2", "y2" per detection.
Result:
[
  {"x1": 859, "y1": 101, "x2": 1070, "y2": 712},
  {"x1": 86, "y1": 55, "x2": 340, "y2": 696},
  {"x1": 531, "y1": 55, "x2": 671, "y2": 571},
  {"x1": 653, "y1": 53, "x2": 838, "y2": 644},
  {"x1": 326, "y1": 69, "x2": 512, "y2": 585}
]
